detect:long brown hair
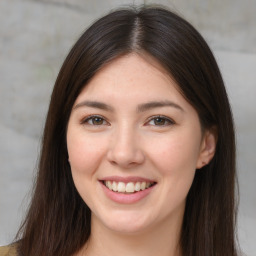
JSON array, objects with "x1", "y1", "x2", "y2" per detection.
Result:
[{"x1": 16, "y1": 6, "x2": 239, "y2": 256}]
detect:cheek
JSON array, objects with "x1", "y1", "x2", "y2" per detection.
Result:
[
  {"x1": 67, "y1": 133, "x2": 106, "y2": 177},
  {"x1": 154, "y1": 140, "x2": 198, "y2": 168},
  {"x1": 146, "y1": 131, "x2": 201, "y2": 183},
  {"x1": 67, "y1": 133, "x2": 108, "y2": 206},
  {"x1": 146, "y1": 133, "x2": 200, "y2": 210}
]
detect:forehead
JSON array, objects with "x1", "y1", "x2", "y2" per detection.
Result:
[{"x1": 75, "y1": 53, "x2": 183, "y2": 103}]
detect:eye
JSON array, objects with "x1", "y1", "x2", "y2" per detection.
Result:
[
  {"x1": 81, "y1": 115, "x2": 109, "y2": 126},
  {"x1": 146, "y1": 115, "x2": 175, "y2": 126}
]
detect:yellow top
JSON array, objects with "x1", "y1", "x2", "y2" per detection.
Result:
[{"x1": 0, "y1": 245, "x2": 17, "y2": 256}]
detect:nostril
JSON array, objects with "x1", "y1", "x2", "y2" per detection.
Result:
[{"x1": 107, "y1": 148, "x2": 145, "y2": 168}]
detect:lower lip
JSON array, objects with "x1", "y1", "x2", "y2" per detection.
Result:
[{"x1": 100, "y1": 182, "x2": 155, "y2": 204}]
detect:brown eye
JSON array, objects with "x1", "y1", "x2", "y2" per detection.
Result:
[
  {"x1": 147, "y1": 116, "x2": 174, "y2": 126},
  {"x1": 91, "y1": 117, "x2": 104, "y2": 125},
  {"x1": 154, "y1": 117, "x2": 167, "y2": 125},
  {"x1": 82, "y1": 115, "x2": 108, "y2": 126}
]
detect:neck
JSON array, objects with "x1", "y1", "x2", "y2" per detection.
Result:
[{"x1": 80, "y1": 213, "x2": 183, "y2": 256}]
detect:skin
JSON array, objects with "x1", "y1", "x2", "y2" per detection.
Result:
[{"x1": 67, "y1": 54, "x2": 216, "y2": 256}]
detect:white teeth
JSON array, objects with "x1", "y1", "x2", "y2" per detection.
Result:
[
  {"x1": 112, "y1": 181, "x2": 117, "y2": 192},
  {"x1": 141, "y1": 181, "x2": 146, "y2": 190},
  {"x1": 117, "y1": 182, "x2": 126, "y2": 192},
  {"x1": 104, "y1": 180, "x2": 154, "y2": 193},
  {"x1": 106, "y1": 181, "x2": 112, "y2": 190},
  {"x1": 125, "y1": 182, "x2": 135, "y2": 193},
  {"x1": 135, "y1": 182, "x2": 141, "y2": 192}
]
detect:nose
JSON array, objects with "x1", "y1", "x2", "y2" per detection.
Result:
[{"x1": 107, "y1": 125, "x2": 145, "y2": 168}]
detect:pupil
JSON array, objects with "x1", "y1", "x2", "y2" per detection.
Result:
[
  {"x1": 93, "y1": 117, "x2": 103, "y2": 125},
  {"x1": 155, "y1": 118, "x2": 165, "y2": 125}
]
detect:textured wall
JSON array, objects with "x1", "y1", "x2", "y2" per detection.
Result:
[{"x1": 0, "y1": 0, "x2": 255, "y2": 255}]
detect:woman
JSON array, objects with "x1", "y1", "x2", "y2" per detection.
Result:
[{"x1": 0, "y1": 6, "x2": 239, "y2": 256}]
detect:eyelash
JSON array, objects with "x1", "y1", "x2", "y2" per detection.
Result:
[
  {"x1": 80, "y1": 115, "x2": 175, "y2": 127},
  {"x1": 145, "y1": 115, "x2": 175, "y2": 126},
  {"x1": 81, "y1": 115, "x2": 109, "y2": 126}
]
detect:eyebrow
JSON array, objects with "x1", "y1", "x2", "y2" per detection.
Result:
[
  {"x1": 73, "y1": 101, "x2": 114, "y2": 111},
  {"x1": 73, "y1": 100, "x2": 184, "y2": 112},
  {"x1": 137, "y1": 100, "x2": 184, "y2": 112}
]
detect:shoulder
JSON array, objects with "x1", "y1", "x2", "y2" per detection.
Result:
[{"x1": 0, "y1": 245, "x2": 18, "y2": 256}]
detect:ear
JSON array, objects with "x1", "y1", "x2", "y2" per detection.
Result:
[{"x1": 196, "y1": 128, "x2": 217, "y2": 169}]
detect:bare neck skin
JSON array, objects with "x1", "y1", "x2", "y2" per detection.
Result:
[{"x1": 78, "y1": 209, "x2": 183, "y2": 256}]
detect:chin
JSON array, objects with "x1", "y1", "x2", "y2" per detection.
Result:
[
  {"x1": 106, "y1": 221, "x2": 149, "y2": 234},
  {"x1": 94, "y1": 210, "x2": 154, "y2": 234}
]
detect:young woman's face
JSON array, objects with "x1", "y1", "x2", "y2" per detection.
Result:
[{"x1": 67, "y1": 54, "x2": 214, "y2": 234}]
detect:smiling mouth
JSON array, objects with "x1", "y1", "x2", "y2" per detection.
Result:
[{"x1": 102, "y1": 180, "x2": 156, "y2": 193}]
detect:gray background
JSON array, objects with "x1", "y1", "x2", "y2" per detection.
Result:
[{"x1": 0, "y1": 0, "x2": 255, "y2": 255}]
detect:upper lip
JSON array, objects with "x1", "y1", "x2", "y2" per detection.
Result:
[{"x1": 99, "y1": 176, "x2": 156, "y2": 183}]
